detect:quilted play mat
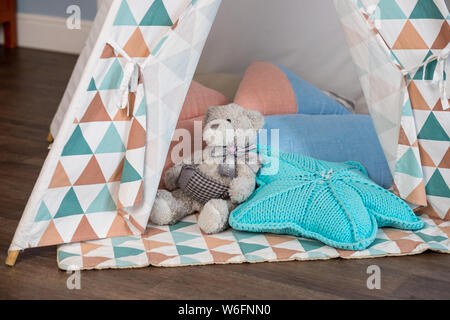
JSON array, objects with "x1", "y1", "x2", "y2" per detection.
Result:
[{"x1": 57, "y1": 213, "x2": 450, "y2": 270}]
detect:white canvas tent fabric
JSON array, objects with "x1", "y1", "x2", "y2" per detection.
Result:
[
  {"x1": 50, "y1": 0, "x2": 115, "y2": 139},
  {"x1": 335, "y1": 0, "x2": 449, "y2": 219},
  {"x1": 9, "y1": 0, "x2": 221, "y2": 251},
  {"x1": 8, "y1": 0, "x2": 450, "y2": 259}
]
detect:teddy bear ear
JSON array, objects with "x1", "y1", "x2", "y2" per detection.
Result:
[
  {"x1": 203, "y1": 106, "x2": 219, "y2": 124},
  {"x1": 246, "y1": 109, "x2": 264, "y2": 129}
]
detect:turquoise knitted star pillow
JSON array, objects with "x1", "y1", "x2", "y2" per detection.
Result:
[{"x1": 229, "y1": 148, "x2": 424, "y2": 250}]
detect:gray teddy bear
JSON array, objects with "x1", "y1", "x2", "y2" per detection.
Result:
[{"x1": 150, "y1": 103, "x2": 264, "y2": 234}]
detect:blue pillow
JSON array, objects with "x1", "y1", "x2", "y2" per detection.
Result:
[
  {"x1": 276, "y1": 64, "x2": 351, "y2": 115},
  {"x1": 229, "y1": 149, "x2": 423, "y2": 251},
  {"x1": 259, "y1": 114, "x2": 392, "y2": 189}
]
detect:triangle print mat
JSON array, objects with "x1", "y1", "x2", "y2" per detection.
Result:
[{"x1": 57, "y1": 214, "x2": 450, "y2": 270}]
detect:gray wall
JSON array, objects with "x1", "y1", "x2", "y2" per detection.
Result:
[
  {"x1": 17, "y1": 0, "x2": 97, "y2": 20},
  {"x1": 197, "y1": 0, "x2": 367, "y2": 110},
  {"x1": 15, "y1": 0, "x2": 450, "y2": 22}
]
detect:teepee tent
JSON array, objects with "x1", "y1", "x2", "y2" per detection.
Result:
[
  {"x1": 335, "y1": 0, "x2": 449, "y2": 219},
  {"x1": 6, "y1": 0, "x2": 449, "y2": 266},
  {"x1": 7, "y1": 0, "x2": 222, "y2": 264}
]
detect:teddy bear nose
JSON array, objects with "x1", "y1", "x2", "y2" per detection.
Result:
[{"x1": 210, "y1": 124, "x2": 219, "y2": 130}]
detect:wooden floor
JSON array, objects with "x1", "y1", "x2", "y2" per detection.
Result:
[{"x1": 1, "y1": 47, "x2": 449, "y2": 300}]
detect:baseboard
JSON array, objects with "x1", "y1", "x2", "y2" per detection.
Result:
[{"x1": 0, "y1": 13, "x2": 92, "y2": 54}]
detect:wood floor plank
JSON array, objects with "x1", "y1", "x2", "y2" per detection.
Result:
[{"x1": 0, "y1": 46, "x2": 449, "y2": 300}]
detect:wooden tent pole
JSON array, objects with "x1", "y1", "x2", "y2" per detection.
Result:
[
  {"x1": 6, "y1": 250, "x2": 19, "y2": 266},
  {"x1": 47, "y1": 132, "x2": 54, "y2": 143}
]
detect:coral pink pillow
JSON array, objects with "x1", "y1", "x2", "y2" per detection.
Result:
[
  {"x1": 159, "y1": 81, "x2": 229, "y2": 188},
  {"x1": 178, "y1": 81, "x2": 229, "y2": 121},
  {"x1": 234, "y1": 61, "x2": 349, "y2": 116},
  {"x1": 234, "y1": 61, "x2": 297, "y2": 115}
]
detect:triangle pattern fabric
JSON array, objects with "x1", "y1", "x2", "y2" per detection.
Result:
[
  {"x1": 172, "y1": 231, "x2": 199, "y2": 244},
  {"x1": 107, "y1": 215, "x2": 133, "y2": 238},
  {"x1": 409, "y1": 0, "x2": 445, "y2": 19},
  {"x1": 99, "y1": 59, "x2": 124, "y2": 90},
  {"x1": 210, "y1": 250, "x2": 240, "y2": 263},
  {"x1": 176, "y1": 245, "x2": 206, "y2": 255},
  {"x1": 204, "y1": 236, "x2": 234, "y2": 250},
  {"x1": 38, "y1": 221, "x2": 64, "y2": 247},
  {"x1": 265, "y1": 234, "x2": 295, "y2": 247},
  {"x1": 95, "y1": 123, "x2": 126, "y2": 153},
  {"x1": 133, "y1": 182, "x2": 144, "y2": 206},
  {"x1": 426, "y1": 169, "x2": 450, "y2": 197},
  {"x1": 62, "y1": 125, "x2": 93, "y2": 156},
  {"x1": 162, "y1": 49, "x2": 191, "y2": 80},
  {"x1": 433, "y1": 99, "x2": 450, "y2": 111},
  {"x1": 398, "y1": 126, "x2": 410, "y2": 145},
  {"x1": 35, "y1": 202, "x2": 52, "y2": 222},
  {"x1": 419, "y1": 139, "x2": 448, "y2": 168},
  {"x1": 169, "y1": 221, "x2": 196, "y2": 232},
  {"x1": 438, "y1": 148, "x2": 450, "y2": 168},
  {"x1": 377, "y1": 0, "x2": 407, "y2": 19},
  {"x1": 238, "y1": 242, "x2": 267, "y2": 255},
  {"x1": 409, "y1": 19, "x2": 445, "y2": 49},
  {"x1": 418, "y1": 143, "x2": 436, "y2": 167},
  {"x1": 408, "y1": 81, "x2": 429, "y2": 110},
  {"x1": 100, "y1": 43, "x2": 118, "y2": 59},
  {"x1": 121, "y1": 158, "x2": 142, "y2": 183},
  {"x1": 108, "y1": 157, "x2": 125, "y2": 182},
  {"x1": 402, "y1": 99, "x2": 413, "y2": 116},
  {"x1": 140, "y1": 0, "x2": 173, "y2": 26},
  {"x1": 134, "y1": 98, "x2": 146, "y2": 117},
  {"x1": 113, "y1": 0, "x2": 137, "y2": 26},
  {"x1": 395, "y1": 147, "x2": 423, "y2": 178},
  {"x1": 298, "y1": 239, "x2": 325, "y2": 252},
  {"x1": 86, "y1": 185, "x2": 117, "y2": 213},
  {"x1": 393, "y1": 20, "x2": 429, "y2": 49},
  {"x1": 49, "y1": 162, "x2": 71, "y2": 189},
  {"x1": 113, "y1": 108, "x2": 132, "y2": 121},
  {"x1": 81, "y1": 242, "x2": 103, "y2": 255},
  {"x1": 413, "y1": 50, "x2": 436, "y2": 80},
  {"x1": 80, "y1": 93, "x2": 111, "y2": 123},
  {"x1": 123, "y1": 28, "x2": 151, "y2": 58},
  {"x1": 74, "y1": 156, "x2": 106, "y2": 186},
  {"x1": 395, "y1": 0, "x2": 418, "y2": 17},
  {"x1": 58, "y1": 250, "x2": 79, "y2": 262},
  {"x1": 369, "y1": 74, "x2": 398, "y2": 104},
  {"x1": 336, "y1": 0, "x2": 449, "y2": 219},
  {"x1": 54, "y1": 188, "x2": 84, "y2": 219},
  {"x1": 151, "y1": 35, "x2": 168, "y2": 56},
  {"x1": 71, "y1": 215, "x2": 99, "y2": 242},
  {"x1": 417, "y1": 113, "x2": 450, "y2": 141},
  {"x1": 431, "y1": 21, "x2": 450, "y2": 49},
  {"x1": 113, "y1": 246, "x2": 144, "y2": 259},
  {"x1": 127, "y1": 118, "x2": 146, "y2": 150},
  {"x1": 58, "y1": 213, "x2": 450, "y2": 270},
  {"x1": 405, "y1": 180, "x2": 427, "y2": 204},
  {"x1": 87, "y1": 78, "x2": 97, "y2": 91},
  {"x1": 9, "y1": 0, "x2": 222, "y2": 251}
]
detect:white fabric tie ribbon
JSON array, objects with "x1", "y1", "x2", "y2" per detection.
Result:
[
  {"x1": 401, "y1": 43, "x2": 450, "y2": 110},
  {"x1": 107, "y1": 41, "x2": 145, "y2": 117},
  {"x1": 120, "y1": 61, "x2": 140, "y2": 116}
]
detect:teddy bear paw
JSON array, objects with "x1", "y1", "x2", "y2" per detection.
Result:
[
  {"x1": 198, "y1": 199, "x2": 229, "y2": 234},
  {"x1": 150, "y1": 190, "x2": 177, "y2": 225},
  {"x1": 229, "y1": 177, "x2": 254, "y2": 204}
]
